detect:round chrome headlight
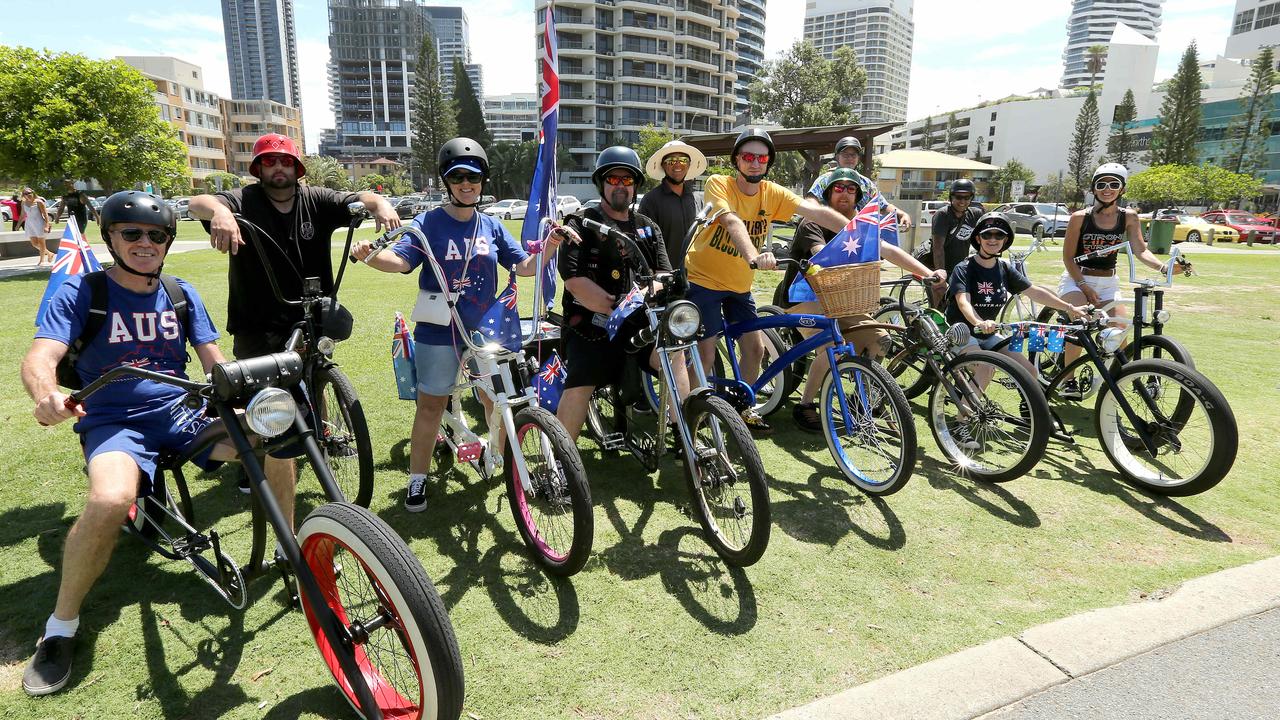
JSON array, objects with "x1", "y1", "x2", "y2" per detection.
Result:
[
  {"x1": 1154, "y1": 309, "x2": 1171, "y2": 324},
  {"x1": 945, "y1": 322, "x2": 971, "y2": 348},
  {"x1": 316, "y1": 336, "x2": 337, "y2": 357},
  {"x1": 245, "y1": 387, "x2": 297, "y2": 438},
  {"x1": 665, "y1": 301, "x2": 701, "y2": 341},
  {"x1": 1099, "y1": 327, "x2": 1127, "y2": 354}
]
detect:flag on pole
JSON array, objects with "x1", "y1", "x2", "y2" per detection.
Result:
[
  {"x1": 533, "y1": 350, "x2": 567, "y2": 412},
  {"x1": 391, "y1": 311, "x2": 417, "y2": 401},
  {"x1": 476, "y1": 272, "x2": 523, "y2": 351},
  {"x1": 36, "y1": 217, "x2": 102, "y2": 327},
  {"x1": 788, "y1": 200, "x2": 884, "y2": 303},
  {"x1": 522, "y1": 3, "x2": 560, "y2": 312}
]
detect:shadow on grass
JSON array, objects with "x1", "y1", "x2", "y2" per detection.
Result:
[
  {"x1": 262, "y1": 686, "x2": 350, "y2": 720},
  {"x1": 920, "y1": 454, "x2": 1042, "y2": 528},
  {"x1": 656, "y1": 527, "x2": 758, "y2": 635}
]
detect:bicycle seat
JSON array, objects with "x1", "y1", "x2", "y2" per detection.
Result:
[{"x1": 155, "y1": 421, "x2": 233, "y2": 472}]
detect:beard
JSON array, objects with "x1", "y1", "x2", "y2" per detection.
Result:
[
  {"x1": 263, "y1": 173, "x2": 294, "y2": 191},
  {"x1": 606, "y1": 189, "x2": 632, "y2": 212}
]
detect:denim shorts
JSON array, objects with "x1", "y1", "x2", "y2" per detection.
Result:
[
  {"x1": 414, "y1": 341, "x2": 465, "y2": 397},
  {"x1": 685, "y1": 282, "x2": 757, "y2": 339},
  {"x1": 962, "y1": 332, "x2": 1007, "y2": 351}
]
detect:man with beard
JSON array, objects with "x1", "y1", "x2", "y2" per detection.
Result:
[
  {"x1": 555, "y1": 147, "x2": 690, "y2": 441},
  {"x1": 683, "y1": 128, "x2": 854, "y2": 435},
  {"x1": 189, "y1": 133, "x2": 399, "y2": 492},
  {"x1": 638, "y1": 139, "x2": 707, "y2": 267}
]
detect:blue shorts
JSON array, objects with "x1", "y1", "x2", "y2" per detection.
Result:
[
  {"x1": 686, "y1": 283, "x2": 757, "y2": 339},
  {"x1": 81, "y1": 397, "x2": 222, "y2": 496},
  {"x1": 963, "y1": 333, "x2": 1008, "y2": 351},
  {"x1": 414, "y1": 341, "x2": 465, "y2": 397}
]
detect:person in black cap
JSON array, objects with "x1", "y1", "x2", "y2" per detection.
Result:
[{"x1": 806, "y1": 135, "x2": 911, "y2": 228}]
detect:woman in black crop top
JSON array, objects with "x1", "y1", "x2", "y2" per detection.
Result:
[{"x1": 1055, "y1": 163, "x2": 1168, "y2": 397}]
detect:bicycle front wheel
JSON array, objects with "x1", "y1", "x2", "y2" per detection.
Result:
[
  {"x1": 681, "y1": 393, "x2": 771, "y2": 567},
  {"x1": 928, "y1": 351, "x2": 1051, "y2": 482},
  {"x1": 874, "y1": 302, "x2": 935, "y2": 399},
  {"x1": 1094, "y1": 358, "x2": 1238, "y2": 496},
  {"x1": 820, "y1": 358, "x2": 916, "y2": 495},
  {"x1": 297, "y1": 502, "x2": 464, "y2": 720},
  {"x1": 999, "y1": 293, "x2": 1037, "y2": 324},
  {"x1": 505, "y1": 406, "x2": 594, "y2": 576},
  {"x1": 312, "y1": 366, "x2": 374, "y2": 507}
]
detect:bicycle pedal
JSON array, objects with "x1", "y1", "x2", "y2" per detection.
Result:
[
  {"x1": 457, "y1": 441, "x2": 484, "y2": 462},
  {"x1": 600, "y1": 433, "x2": 626, "y2": 451}
]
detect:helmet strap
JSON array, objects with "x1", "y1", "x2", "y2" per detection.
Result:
[
  {"x1": 443, "y1": 178, "x2": 484, "y2": 208},
  {"x1": 106, "y1": 243, "x2": 169, "y2": 287},
  {"x1": 663, "y1": 174, "x2": 684, "y2": 186},
  {"x1": 977, "y1": 248, "x2": 1002, "y2": 260}
]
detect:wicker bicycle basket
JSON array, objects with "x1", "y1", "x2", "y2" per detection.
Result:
[{"x1": 807, "y1": 261, "x2": 881, "y2": 318}]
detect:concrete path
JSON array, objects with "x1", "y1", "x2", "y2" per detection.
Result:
[{"x1": 769, "y1": 556, "x2": 1280, "y2": 720}]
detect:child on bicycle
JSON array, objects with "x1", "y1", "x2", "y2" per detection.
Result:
[{"x1": 351, "y1": 137, "x2": 564, "y2": 512}]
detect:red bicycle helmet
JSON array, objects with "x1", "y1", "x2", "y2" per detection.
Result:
[{"x1": 250, "y1": 133, "x2": 306, "y2": 179}]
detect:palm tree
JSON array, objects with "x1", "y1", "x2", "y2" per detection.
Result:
[{"x1": 1086, "y1": 44, "x2": 1108, "y2": 90}]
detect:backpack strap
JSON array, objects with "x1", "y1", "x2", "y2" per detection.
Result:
[
  {"x1": 70, "y1": 271, "x2": 109, "y2": 355},
  {"x1": 158, "y1": 274, "x2": 191, "y2": 341}
]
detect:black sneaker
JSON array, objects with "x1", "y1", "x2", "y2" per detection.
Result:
[
  {"x1": 1060, "y1": 378, "x2": 1084, "y2": 401},
  {"x1": 953, "y1": 424, "x2": 981, "y2": 452},
  {"x1": 792, "y1": 402, "x2": 822, "y2": 434},
  {"x1": 405, "y1": 476, "x2": 428, "y2": 513},
  {"x1": 740, "y1": 408, "x2": 773, "y2": 437},
  {"x1": 236, "y1": 466, "x2": 250, "y2": 495},
  {"x1": 23, "y1": 635, "x2": 75, "y2": 697}
]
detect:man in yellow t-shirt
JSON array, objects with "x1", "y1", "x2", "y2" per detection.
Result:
[{"x1": 683, "y1": 127, "x2": 856, "y2": 435}]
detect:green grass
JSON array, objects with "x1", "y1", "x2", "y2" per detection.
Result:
[{"x1": 1, "y1": 226, "x2": 1278, "y2": 719}]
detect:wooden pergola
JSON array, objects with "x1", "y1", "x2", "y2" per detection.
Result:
[{"x1": 678, "y1": 122, "x2": 902, "y2": 178}]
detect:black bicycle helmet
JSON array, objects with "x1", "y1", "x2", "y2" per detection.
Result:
[
  {"x1": 949, "y1": 178, "x2": 976, "y2": 198},
  {"x1": 591, "y1": 146, "x2": 644, "y2": 194},
  {"x1": 437, "y1": 137, "x2": 489, "y2": 207},
  {"x1": 834, "y1": 136, "x2": 863, "y2": 157},
  {"x1": 970, "y1": 211, "x2": 1015, "y2": 254},
  {"x1": 97, "y1": 191, "x2": 178, "y2": 285},
  {"x1": 732, "y1": 127, "x2": 775, "y2": 182}
]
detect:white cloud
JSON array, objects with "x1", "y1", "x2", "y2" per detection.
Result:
[{"x1": 470, "y1": 8, "x2": 536, "y2": 96}]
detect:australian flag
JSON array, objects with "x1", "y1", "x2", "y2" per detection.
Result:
[
  {"x1": 36, "y1": 217, "x2": 102, "y2": 327},
  {"x1": 788, "y1": 200, "x2": 883, "y2": 303},
  {"x1": 533, "y1": 351, "x2": 566, "y2": 412},
  {"x1": 521, "y1": 3, "x2": 560, "y2": 313},
  {"x1": 605, "y1": 284, "x2": 645, "y2": 340},
  {"x1": 391, "y1": 311, "x2": 417, "y2": 401},
  {"x1": 476, "y1": 272, "x2": 523, "y2": 351}
]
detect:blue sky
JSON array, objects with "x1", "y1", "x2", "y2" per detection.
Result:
[{"x1": 2, "y1": 0, "x2": 1241, "y2": 151}]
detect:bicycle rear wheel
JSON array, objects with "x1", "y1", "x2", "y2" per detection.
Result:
[
  {"x1": 312, "y1": 366, "x2": 374, "y2": 508},
  {"x1": 505, "y1": 406, "x2": 593, "y2": 576},
  {"x1": 875, "y1": 302, "x2": 935, "y2": 399},
  {"x1": 681, "y1": 393, "x2": 771, "y2": 567},
  {"x1": 820, "y1": 358, "x2": 916, "y2": 495},
  {"x1": 928, "y1": 351, "x2": 1051, "y2": 483},
  {"x1": 297, "y1": 502, "x2": 464, "y2": 720},
  {"x1": 585, "y1": 386, "x2": 619, "y2": 451},
  {"x1": 1094, "y1": 358, "x2": 1237, "y2": 496}
]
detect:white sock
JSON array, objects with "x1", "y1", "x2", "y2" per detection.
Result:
[
  {"x1": 408, "y1": 473, "x2": 427, "y2": 486},
  {"x1": 45, "y1": 614, "x2": 79, "y2": 639}
]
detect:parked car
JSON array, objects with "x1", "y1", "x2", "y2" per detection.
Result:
[
  {"x1": 484, "y1": 199, "x2": 528, "y2": 220},
  {"x1": 917, "y1": 200, "x2": 949, "y2": 229},
  {"x1": 993, "y1": 202, "x2": 1066, "y2": 238},
  {"x1": 1199, "y1": 210, "x2": 1278, "y2": 243},
  {"x1": 0, "y1": 197, "x2": 15, "y2": 223},
  {"x1": 556, "y1": 195, "x2": 581, "y2": 218},
  {"x1": 477, "y1": 195, "x2": 497, "y2": 212},
  {"x1": 170, "y1": 197, "x2": 192, "y2": 220},
  {"x1": 582, "y1": 198, "x2": 601, "y2": 213},
  {"x1": 393, "y1": 197, "x2": 421, "y2": 219},
  {"x1": 1170, "y1": 215, "x2": 1237, "y2": 243}
]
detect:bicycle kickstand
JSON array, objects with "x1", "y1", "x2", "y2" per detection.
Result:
[{"x1": 1049, "y1": 408, "x2": 1075, "y2": 445}]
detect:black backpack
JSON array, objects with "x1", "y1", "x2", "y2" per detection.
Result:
[{"x1": 55, "y1": 272, "x2": 191, "y2": 390}]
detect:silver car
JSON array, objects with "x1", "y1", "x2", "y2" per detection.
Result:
[{"x1": 994, "y1": 202, "x2": 1070, "y2": 238}]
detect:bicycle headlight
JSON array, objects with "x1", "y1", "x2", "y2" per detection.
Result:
[
  {"x1": 245, "y1": 387, "x2": 297, "y2": 438},
  {"x1": 945, "y1": 323, "x2": 971, "y2": 348},
  {"x1": 1099, "y1": 327, "x2": 1127, "y2": 354},
  {"x1": 664, "y1": 301, "x2": 701, "y2": 341},
  {"x1": 1154, "y1": 309, "x2": 1170, "y2": 324},
  {"x1": 316, "y1": 336, "x2": 336, "y2": 357}
]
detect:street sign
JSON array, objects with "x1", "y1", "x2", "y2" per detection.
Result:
[{"x1": 1011, "y1": 180, "x2": 1025, "y2": 199}]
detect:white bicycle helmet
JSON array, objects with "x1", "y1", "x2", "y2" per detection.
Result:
[{"x1": 1092, "y1": 163, "x2": 1129, "y2": 187}]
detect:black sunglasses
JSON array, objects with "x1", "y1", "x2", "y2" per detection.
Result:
[
  {"x1": 115, "y1": 228, "x2": 170, "y2": 244},
  {"x1": 446, "y1": 171, "x2": 484, "y2": 185}
]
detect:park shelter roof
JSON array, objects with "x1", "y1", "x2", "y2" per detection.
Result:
[
  {"x1": 875, "y1": 149, "x2": 1001, "y2": 172},
  {"x1": 679, "y1": 123, "x2": 901, "y2": 166}
]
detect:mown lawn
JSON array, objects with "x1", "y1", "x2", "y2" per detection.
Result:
[{"x1": 0, "y1": 224, "x2": 1277, "y2": 719}]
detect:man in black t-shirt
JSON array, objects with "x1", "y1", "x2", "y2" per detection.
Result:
[
  {"x1": 53, "y1": 182, "x2": 97, "y2": 233},
  {"x1": 929, "y1": 178, "x2": 985, "y2": 304},
  {"x1": 556, "y1": 147, "x2": 689, "y2": 441}
]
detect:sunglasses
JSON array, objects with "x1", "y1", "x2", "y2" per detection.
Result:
[
  {"x1": 829, "y1": 183, "x2": 858, "y2": 195},
  {"x1": 445, "y1": 171, "x2": 484, "y2": 185},
  {"x1": 662, "y1": 155, "x2": 691, "y2": 166},
  {"x1": 1094, "y1": 180, "x2": 1123, "y2": 191},
  {"x1": 738, "y1": 151, "x2": 769, "y2": 165},
  {"x1": 952, "y1": 194, "x2": 974, "y2": 202},
  {"x1": 602, "y1": 175, "x2": 636, "y2": 187},
  {"x1": 259, "y1": 155, "x2": 296, "y2": 168},
  {"x1": 978, "y1": 230, "x2": 1008, "y2": 240},
  {"x1": 115, "y1": 228, "x2": 170, "y2": 244}
]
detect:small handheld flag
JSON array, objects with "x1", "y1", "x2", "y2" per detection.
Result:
[
  {"x1": 36, "y1": 217, "x2": 102, "y2": 327},
  {"x1": 476, "y1": 272, "x2": 523, "y2": 351},
  {"x1": 533, "y1": 351, "x2": 567, "y2": 412},
  {"x1": 605, "y1": 284, "x2": 645, "y2": 340},
  {"x1": 391, "y1": 311, "x2": 417, "y2": 401}
]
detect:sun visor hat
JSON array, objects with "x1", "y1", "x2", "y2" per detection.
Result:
[{"x1": 444, "y1": 161, "x2": 484, "y2": 175}]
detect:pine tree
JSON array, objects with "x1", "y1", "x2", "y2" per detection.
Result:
[
  {"x1": 1106, "y1": 89, "x2": 1138, "y2": 165},
  {"x1": 921, "y1": 115, "x2": 935, "y2": 151},
  {"x1": 1067, "y1": 90, "x2": 1100, "y2": 203},
  {"x1": 452, "y1": 59, "x2": 491, "y2": 147},
  {"x1": 944, "y1": 112, "x2": 958, "y2": 154},
  {"x1": 410, "y1": 33, "x2": 456, "y2": 189},
  {"x1": 1225, "y1": 46, "x2": 1275, "y2": 177},
  {"x1": 1148, "y1": 43, "x2": 1203, "y2": 166}
]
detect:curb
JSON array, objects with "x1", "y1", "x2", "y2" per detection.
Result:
[{"x1": 768, "y1": 555, "x2": 1280, "y2": 720}]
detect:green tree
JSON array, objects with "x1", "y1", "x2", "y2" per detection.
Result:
[
  {"x1": 1106, "y1": 89, "x2": 1139, "y2": 165},
  {"x1": 303, "y1": 155, "x2": 352, "y2": 191},
  {"x1": 1041, "y1": 171, "x2": 1079, "y2": 207},
  {"x1": 1067, "y1": 90, "x2": 1101, "y2": 203},
  {"x1": 202, "y1": 171, "x2": 241, "y2": 193},
  {"x1": 1224, "y1": 46, "x2": 1275, "y2": 178},
  {"x1": 943, "y1": 112, "x2": 958, "y2": 154},
  {"x1": 634, "y1": 125, "x2": 677, "y2": 168},
  {"x1": 363, "y1": 170, "x2": 413, "y2": 195},
  {"x1": 749, "y1": 40, "x2": 866, "y2": 178},
  {"x1": 452, "y1": 59, "x2": 490, "y2": 147},
  {"x1": 410, "y1": 33, "x2": 456, "y2": 189},
  {"x1": 1086, "y1": 44, "x2": 1108, "y2": 90},
  {"x1": 972, "y1": 133, "x2": 985, "y2": 161},
  {"x1": 1147, "y1": 43, "x2": 1202, "y2": 166},
  {"x1": 0, "y1": 48, "x2": 189, "y2": 191},
  {"x1": 920, "y1": 115, "x2": 935, "y2": 151},
  {"x1": 990, "y1": 158, "x2": 1036, "y2": 202}
]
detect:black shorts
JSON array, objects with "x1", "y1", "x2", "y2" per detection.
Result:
[
  {"x1": 232, "y1": 329, "x2": 292, "y2": 360},
  {"x1": 562, "y1": 324, "x2": 652, "y2": 390}
]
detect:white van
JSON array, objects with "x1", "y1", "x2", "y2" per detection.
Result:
[{"x1": 918, "y1": 200, "x2": 948, "y2": 228}]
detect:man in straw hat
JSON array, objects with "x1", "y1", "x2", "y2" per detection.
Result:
[{"x1": 639, "y1": 139, "x2": 707, "y2": 267}]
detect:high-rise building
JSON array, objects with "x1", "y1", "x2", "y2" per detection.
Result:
[
  {"x1": 538, "y1": 0, "x2": 741, "y2": 192},
  {"x1": 1225, "y1": 0, "x2": 1280, "y2": 62},
  {"x1": 325, "y1": 0, "x2": 432, "y2": 165},
  {"x1": 484, "y1": 93, "x2": 539, "y2": 143},
  {"x1": 120, "y1": 56, "x2": 231, "y2": 188},
  {"x1": 424, "y1": 6, "x2": 484, "y2": 101},
  {"x1": 734, "y1": 0, "x2": 766, "y2": 117},
  {"x1": 1061, "y1": 0, "x2": 1163, "y2": 89},
  {"x1": 220, "y1": 0, "x2": 302, "y2": 108},
  {"x1": 802, "y1": 0, "x2": 914, "y2": 123}
]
